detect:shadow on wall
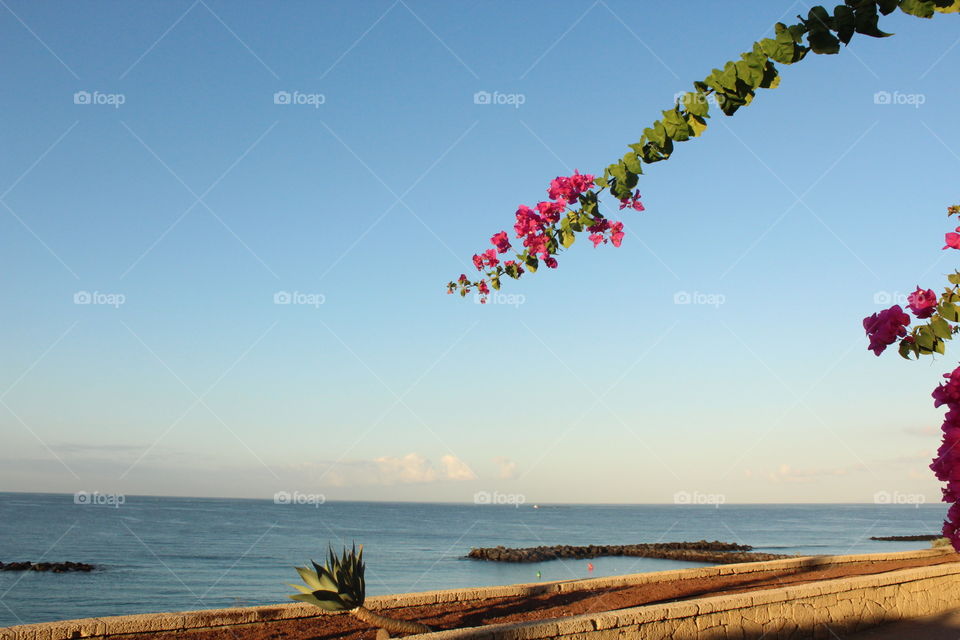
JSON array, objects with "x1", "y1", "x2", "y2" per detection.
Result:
[{"x1": 839, "y1": 610, "x2": 960, "y2": 639}]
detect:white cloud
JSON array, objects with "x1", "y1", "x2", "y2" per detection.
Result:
[
  {"x1": 493, "y1": 456, "x2": 518, "y2": 479},
  {"x1": 299, "y1": 453, "x2": 476, "y2": 486},
  {"x1": 440, "y1": 455, "x2": 476, "y2": 480},
  {"x1": 374, "y1": 453, "x2": 437, "y2": 484}
]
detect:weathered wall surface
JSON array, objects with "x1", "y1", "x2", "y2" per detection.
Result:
[{"x1": 417, "y1": 559, "x2": 960, "y2": 639}]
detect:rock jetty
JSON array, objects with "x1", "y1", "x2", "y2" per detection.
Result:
[
  {"x1": 869, "y1": 535, "x2": 941, "y2": 542},
  {"x1": 0, "y1": 561, "x2": 95, "y2": 572},
  {"x1": 467, "y1": 540, "x2": 790, "y2": 564}
]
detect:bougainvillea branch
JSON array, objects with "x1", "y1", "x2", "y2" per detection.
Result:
[
  {"x1": 865, "y1": 204, "x2": 960, "y2": 548},
  {"x1": 449, "y1": 0, "x2": 959, "y2": 302}
]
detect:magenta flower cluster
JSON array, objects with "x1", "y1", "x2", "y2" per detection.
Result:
[
  {"x1": 932, "y1": 366, "x2": 960, "y2": 548},
  {"x1": 450, "y1": 170, "x2": 644, "y2": 302}
]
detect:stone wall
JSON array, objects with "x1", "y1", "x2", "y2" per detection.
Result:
[{"x1": 416, "y1": 557, "x2": 960, "y2": 639}]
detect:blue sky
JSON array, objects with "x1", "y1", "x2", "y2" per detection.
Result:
[{"x1": 1, "y1": 0, "x2": 959, "y2": 504}]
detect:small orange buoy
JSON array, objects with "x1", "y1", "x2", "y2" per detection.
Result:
[{"x1": 587, "y1": 562, "x2": 594, "y2": 572}]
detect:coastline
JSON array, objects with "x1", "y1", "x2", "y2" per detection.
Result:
[{"x1": 5, "y1": 549, "x2": 956, "y2": 640}]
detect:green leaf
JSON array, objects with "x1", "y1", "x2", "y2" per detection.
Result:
[
  {"x1": 686, "y1": 113, "x2": 708, "y2": 137},
  {"x1": 760, "y1": 27, "x2": 808, "y2": 64},
  {"x1": 899, "y1": 0, "x2": 936, "y2": 17},
  {"x1": 680, "y1": 91, "x2": 710, "y2": 117},
  {"x1": 608, "y1": 161, "x2": 627, "y2": 183},
  {"x1": 524, "y1": 254, "x2": 538, "y2": 273},
  {"x1": 760, "y1": 60, "x2": 781, "y2": 89},
  {"x1": 939, "y1": 301, "x2": 960, "y2": 322},
  {"x1": 855, "y1": 2, "x2": 893, "y2": 36},
  {"x1": 642, "y1": 121, "x2": 668, "y2": 148},
  {"x1": 878, "y1": 0, "x2": 900, "y2": 14},
  {"x1": 935, "y1": 0, "x2": 960, "y2": 11},
  {"x1": 932, "y1": 316, "x2": 953, "y2": 339},
  {"x1": 559, "y1": 228, "x2": 576, "y2": 248},
  {"x1": 898, "y1": 339, "x2": 917, "y2": 359},
  {"x1": 661, "y1": 108, "x2": 692, "y2": 142},
  {"x1": 807, "y1": 26, "x2": 841, "y2": 54},
  {"x1": 947, "y1": 271, "x2": 960, "y2": 286},
  {"x1": 916, "y1": 325, "x2": 935, "y2": 350},
  {"x1": 831, "y1": 5, "x2": 855, "y2": 43},
  {"x1": 622, "y1": 151, "x2": 643, "y2": 174}
]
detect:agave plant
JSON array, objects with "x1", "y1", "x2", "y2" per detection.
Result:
[{"x1": 289, "y1": 544, "x2": 433, "y2": 636}]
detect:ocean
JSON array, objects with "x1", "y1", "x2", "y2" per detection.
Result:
[{"x1": 0, "y1": 493, "x2": 948, "y2": 627}]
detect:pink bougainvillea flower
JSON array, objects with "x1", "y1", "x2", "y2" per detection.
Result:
[
  {"x1": 523, "y1": 233, "x2": 548, "y2": 257},
  {"x1": 619, "y1": 190, "x2": 645, "y2": 212},
  {"x1": 458, "y1": 274, "x2": 468, "y2": 284},
  {"x1": 547, "y1": 170, "x2": 594, "y2": 203},
  {"x1": 908, "y1": 287, "x2": 938, "y2": 319},
  {"x1": 543, "y1": 256, "x2": 558, "y2": 269},
  {"x1": 514, "y1": 205, "x2": 542, "y2": 238},
  {"x1": 933, "y1": 367, "x2": 960, "y2": 408},
  {"x1": 481, "y1": 248, "x2": 499, "y2": 269},
  {"x1": 945, "y1": 232, "x2": 960, "y2": 250},
  {"x1": 504, "y1": 260, "x2": 524, "y2": 276},
  {"x1": 609, "y1": 221, "x2": 625, "y2": 247},
  {"x1": 477, "y1": 280, "x2": 490, "y2": 295},
  {"x1": 490, "y1": 231, "x2": 511, "y2": 254},
  {"x1": 862, "y1": 305, "x2": 910, "y2": 356},
  {"x1": 588, "y1": 233, "x2": 605, "y2": 248},
  {"x1": 536, "y1": 201, "x2": 565, "y2": 225},
  {"x1": 471, "y1": 254, "x2": 484, "y2": 271}
]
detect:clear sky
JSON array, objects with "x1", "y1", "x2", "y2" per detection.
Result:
[{"x1": 1, "y1": 0, "x2": 958, "y2": 504}]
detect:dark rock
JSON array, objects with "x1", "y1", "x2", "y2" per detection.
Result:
[
  {"x1": 0, "y1": 561, "x2": 95, "y2": 572},
  {"x1": 466, "y1": 541, "x2": 789, "y2": 564}
]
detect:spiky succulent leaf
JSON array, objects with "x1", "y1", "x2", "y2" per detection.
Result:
[
  {"x1": 287, "y1": 583, "x2": 315, "y2": 595},
  {"x1": 289, "y1": 592, "x2": 347, "y2": 612},
  {"x1": 289, "y1": 543, "x2": 366, "y2": 611},
  {"x1": 304, "y1": 563, "x2": 338, "y2": 592},
  {"x1": 295, "y1": 566, "x2": 323, "y2": 590}
]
